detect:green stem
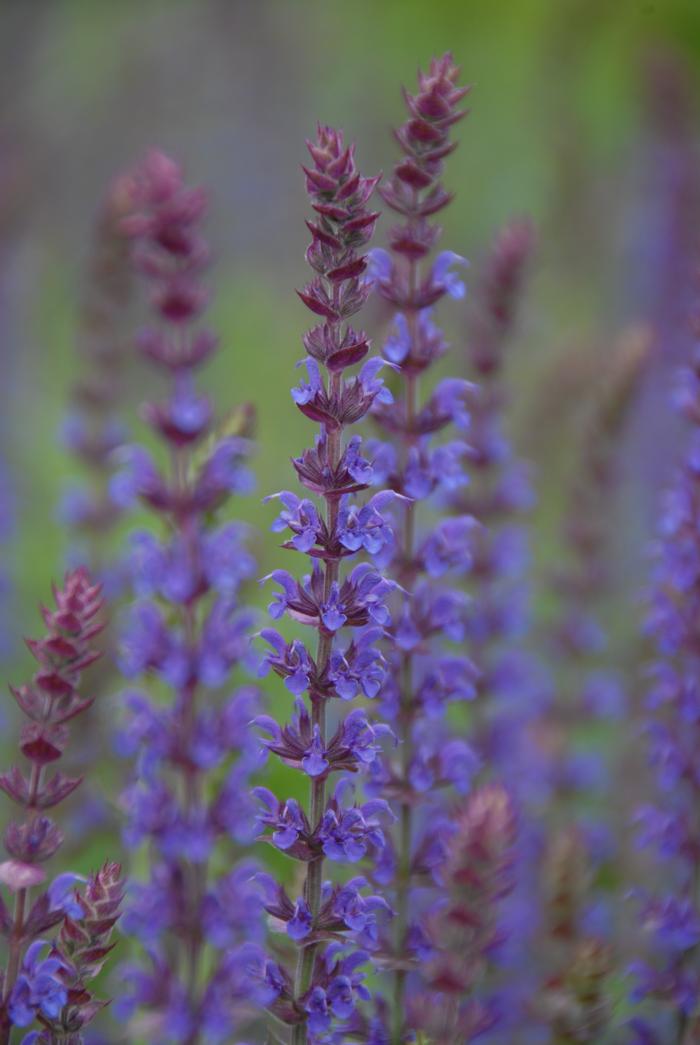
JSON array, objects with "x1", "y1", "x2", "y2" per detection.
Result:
[
  {"x1": 392, "y1": 364, "x2": 418, "y2": 1045},
  {"x1": 292, "y1": 391, "x2": 342, "y2": 1044}
]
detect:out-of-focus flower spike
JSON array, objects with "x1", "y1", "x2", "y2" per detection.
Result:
[{"x1": 113, "y1": 151, "x2": 265, "y2": 1042}]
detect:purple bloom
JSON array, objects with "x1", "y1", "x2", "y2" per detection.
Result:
[
  {"x1": 431, "y1": 250, "x2": 468, "y2": 299},
  {"x1": 420, "y1": 515, "x2": 479, "y2": 577},
  {"x1": 8, "y1": 942, "x2": 67, "y2": 1027},
  {"x1": 288, "y1": 898, "x2": 314, "y2": 940}
]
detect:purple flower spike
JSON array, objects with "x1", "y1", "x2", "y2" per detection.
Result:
[
  {"x1": 256, "y1": 121, "x2": 395, "y2": 1044},
  {"x1": 113, "y1": 151, "x2": 265, "y2": 1040},
  {"x1": 362, "y1": 53, "x2": 503, "y2": 1041}
]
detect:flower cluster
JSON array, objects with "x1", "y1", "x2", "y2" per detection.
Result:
[
  {"x1": 112, "y1": 150, "x2": 263, "y2": 1042},
  {"x1": 0, "y1": 570, "x2": 120, "y2": 1043},
  {"x1": 631, "y1": 326, "x2": 700, "y2": 1041},
  {"x1": 21, "y1": 861, "x2": 125, "y2": 1044},
  {"x1": 256, "y1": 125, "x2": 395, "y2": 1043},
  {"x1": 455, "y1": 218, "x2": 535, "y2": 712}
]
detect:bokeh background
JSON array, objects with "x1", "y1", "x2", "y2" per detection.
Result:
[
  {"x1": 2, "y1": 0, "x2": 700, "y2": 1035},
  {"x1": 2, "y1": 0, "x2": 700, "y2": 606}
]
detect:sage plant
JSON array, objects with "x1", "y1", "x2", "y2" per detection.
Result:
[
  {"x1": 255, "y1": 125, "x2": 396, "y2": 1043},
  {"x1": 0, "y1": 569, "x2": 118, "y2": 1043},
  {"x1": 455, "y1": 218, "x2": 535, "y2": 739},
  {"x1": 367, "y1": 54, "x2": 490, "y2": 1041},
  {"x1": 631, "y1": 331, "x2": 700, "y2": 1042},
  {"x1": 453, "y1": 220, "x2": 546, "y2": 1038},
  {"x1": 111, "y1": 151, "x2": 263, "y2": 1042}
]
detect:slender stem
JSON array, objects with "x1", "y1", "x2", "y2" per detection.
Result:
[
  {"x1": 392, "y1": 357, "x2": 418, "y2": 1044},
  {"x1": 293, "y1": 377, "x2": 343, "y2": 1044},
  {"x1": 173, "y1": 444, "x2": 206, "y2": 1045}
]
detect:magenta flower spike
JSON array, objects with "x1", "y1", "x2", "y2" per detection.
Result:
[{"x1": 0, "y1": 569, "x2": 120, "y2": 1044}]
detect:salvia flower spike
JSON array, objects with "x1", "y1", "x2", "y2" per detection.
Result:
[
  {"x1": 450, "y1": 219, "x2": 546, "y2": 1033},
  {"x1": 112, "y1": 150, "x2": 263, "y2": 1043},
  {"x1": 0, "y1": 569, "x2": 119, "y2": 1044},
  {"x1": 256, "y1": 125, "x2": 395, "y2": 1043},
  {"x1": 365, "y1": 54, "x2": 487, "y2": 1042}
]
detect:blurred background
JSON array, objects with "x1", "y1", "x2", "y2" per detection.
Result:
[
  {"x1": 1, "y1": 0, "x2": 700, "y2": 613},
  {"x1": 2, "y1": 0, "x2": 700, "y2": 1031}
]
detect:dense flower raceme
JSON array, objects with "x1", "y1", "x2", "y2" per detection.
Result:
[
  {"x1": 361, "y1": 54, "x2": 516, "y2": 1043},
  {"x1": 59, "y1": 172, "x2": 136, "y2": 596},
  {"x1": 631, "y1": 330, "x2": 700, "y2": 1043},
  {"x1": 255, "y1": 125, "x2": 396, "y2": 1044},
  {"x1": 0, "y1": 569, "x2": 122, "y2": 1044},
  {"x1": 448, "y1": 220, "x2": 550, "y2": 1039},
  {"x1": 110, "y1": 150, "x2": 264, "y2": 1043},
  {"x1": 454, "y1": 219, "x2": 535, "y2": 720}
]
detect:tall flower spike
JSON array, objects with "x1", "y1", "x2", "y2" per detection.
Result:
[
  {"x1": 454, "y1": 220, "x2": 535, "y2": 677},
  {"x1": 365, "y1": 54, "x2": 488, "y2": 1043},
  {"x1": 256, "y1": 126, "x2": 393, "y2": 1044},
  {"x1": 631, "y1": 299, "x2": 700, "y2": 1041},
  {"x1": 59, "y1": 171, "x2": 136, "y2": 595},
  {"x1": 452, "y1": 220, "x2": 536, "y2": 809},
  {"x1": 448, "y1": 219, "x2": 546, "y2": 1034},
  {"x1": 0, "y1": 569, "x2": 119, "y2": 1043},
  {"x1": 112, "y1": 151, "x2": 263, "y2": 1043}
]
